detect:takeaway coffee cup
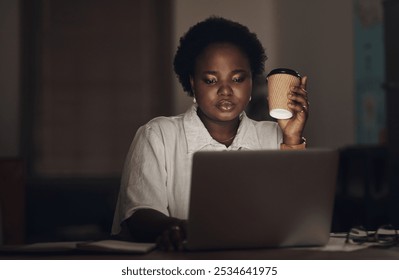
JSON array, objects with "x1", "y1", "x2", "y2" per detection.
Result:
[{"x1": 266, "y1": 68, "x2": 301, "y2": 119}]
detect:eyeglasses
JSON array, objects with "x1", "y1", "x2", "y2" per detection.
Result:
[{"x1": 346, "y1": 224, "x2": 399, "y2": 246}]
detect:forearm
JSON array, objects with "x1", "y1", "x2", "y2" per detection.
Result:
[{"x1": 126, "y1": 208, "x2": 186, "y2": 242}]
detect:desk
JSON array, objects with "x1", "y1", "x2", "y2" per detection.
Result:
[
  {"x1": 1, "y1": 239, "x2": 399, "y2": 260},
  {"x1": 1, "y1": 248, "x2": 399, "y2": 260}
]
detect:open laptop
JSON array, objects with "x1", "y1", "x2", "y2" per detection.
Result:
[{"x1": 185, "y1": 149, "x2": 339, "y2": 251}]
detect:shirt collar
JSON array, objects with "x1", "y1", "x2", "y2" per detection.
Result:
[{"x1": 183, "y1": 105, "x2": 262, "y2": 154}]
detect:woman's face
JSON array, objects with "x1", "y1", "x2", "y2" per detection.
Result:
[{"x1": 190, "y1": 43, "x2": 252, "y2": 124}]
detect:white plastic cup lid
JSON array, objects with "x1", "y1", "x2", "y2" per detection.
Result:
[{"x1": 270, "y1": 109, "x2": 293, "y2": 119}]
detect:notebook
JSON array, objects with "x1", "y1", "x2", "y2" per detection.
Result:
[{"x1": 185, "y1": 149, "x2": 339, "y2": 251}]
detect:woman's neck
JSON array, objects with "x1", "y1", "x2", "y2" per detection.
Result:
[{"x1": 197, "y1": 110, "x2": 239, "y2": 147}]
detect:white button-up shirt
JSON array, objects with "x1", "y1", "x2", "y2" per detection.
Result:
[{"x1": 112, "y1": 105, "x2": 283, "y2": 234}]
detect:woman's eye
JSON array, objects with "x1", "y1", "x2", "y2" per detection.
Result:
[
  {"x1": 204, "y1": 78, "x2": 216, "y2": 84},
  {"x1": 233, "y1": 76, "x2": 244, "y2": 83}
]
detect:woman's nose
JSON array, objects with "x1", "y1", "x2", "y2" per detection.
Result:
[{"x1": 217, "y1": 84, "x2": 233, "y2": 96}]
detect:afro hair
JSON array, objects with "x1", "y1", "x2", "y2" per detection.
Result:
[{"x1": 173, "y1": 16, "x2": 267, "y2": 96}]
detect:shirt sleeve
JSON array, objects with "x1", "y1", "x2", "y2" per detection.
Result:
[{"x1": 111, "y1": 124, "x2": 168, "y2": 235}]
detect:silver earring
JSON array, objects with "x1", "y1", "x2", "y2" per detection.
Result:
[
  {"x1": 192, "y1": 89, "x2": 197, "y2": 103},
  {"x1": 249, "y1": 96, "x2": 252, "y2": 101}
]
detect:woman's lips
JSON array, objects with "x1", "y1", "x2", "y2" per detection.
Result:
[{"x1": 216, "y1": 100, "x2": 235, "y2": 111}]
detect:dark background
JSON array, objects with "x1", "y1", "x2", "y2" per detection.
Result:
[{"x1": 0, "y1": 0, "x2": 398, "y2": 244}]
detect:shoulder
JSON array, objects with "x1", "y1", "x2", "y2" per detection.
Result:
[
  {"x1": 245, "y1": 117, "x2": 280, "y2": 132},
  {"x1": 242, "y1": 116, "x2": 283, "y2": 146},
  {"x1": 133, "y1": 114, "x2": 185, "y2": 144},
  {"x1": 249, "y1": 118, "x2": 278, "y2": 128},
  {"x1": 128, "y1": 114, "x2": 185, "y2": 156},
  {"x1": 145, "y1": 114, "x2": 184, "y2": 134}
]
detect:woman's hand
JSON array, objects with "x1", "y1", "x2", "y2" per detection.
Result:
[
  {"x1": 156, "y1": 223, "x2": 187, "y2": 251},
  {"x1": 277, "y1": 76, "x2": 309, "y2": 145},
  {"x1": 126, "y1": 209, "x2": 187, "y2": 251}
]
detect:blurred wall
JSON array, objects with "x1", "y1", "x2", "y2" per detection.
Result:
[
  {"x1": 0, "y1": 0, "x2": 20, "y2": 157},
  {"x1": 0, "y1": 0, "x2": 358, "y2": 158},
  {"x1": 173, "y1": 0, "x2": 356, "y2": 149}
]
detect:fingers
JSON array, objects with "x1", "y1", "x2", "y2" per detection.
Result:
[
  {"x1": 170, "y1": 226, "x2": 185, "y2": 251},
  {"x1": 300, "y1": 75, "x2": 308, "y2": 91},
  {"x1": 288, "y1": 76, "x2": 309, "y2": 115},
  {"x1": 156, "y1": 225, "x2": 186, "y2": 251}
]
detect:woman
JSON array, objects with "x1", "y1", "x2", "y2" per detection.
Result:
[{"x1": 112, "y1": 17, "x2": 309, "y2": 250}]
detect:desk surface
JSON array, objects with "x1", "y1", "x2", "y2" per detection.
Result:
[
  {"x1": 1, "y1": 236, "x2": 399, "y2": 260},
  {"x1": 1, "y1": 246, "x2": 399, "y2": 260}
]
